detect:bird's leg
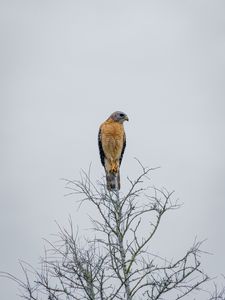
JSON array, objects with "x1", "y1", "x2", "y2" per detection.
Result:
[{"x1": 111, "y1": 160, "x2": 120, "y2": 173}]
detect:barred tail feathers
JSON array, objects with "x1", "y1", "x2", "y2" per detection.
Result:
[{"x1": 106, "y1": 170, "x2": 120, "y2": 191}]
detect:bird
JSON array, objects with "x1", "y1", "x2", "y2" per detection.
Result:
[{"x1": 98, "y1": 111, "x2": 129, "y2": 191}]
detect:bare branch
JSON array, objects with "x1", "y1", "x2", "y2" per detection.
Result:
[{"x1": 1, "y1": 161, "x2": 222, "y2": 300}]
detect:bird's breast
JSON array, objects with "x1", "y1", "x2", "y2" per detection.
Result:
[{"x1": 101, "y1": 122, "x2": 124, "y2": 159}]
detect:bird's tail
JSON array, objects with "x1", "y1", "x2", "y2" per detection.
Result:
[{"x1": 106, "y1": 170, "x2": 120, "y2": 191}]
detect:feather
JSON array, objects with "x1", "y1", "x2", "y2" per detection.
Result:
[
  {"x1": 98, "y1": 128, "x2": 105, "y2": 167},
  {"x1": 106, "y1": 171, "x2": 120, "y2": 191},
  {"x1": 119, "y1": 133, "x2": 126, "y2": 166}
]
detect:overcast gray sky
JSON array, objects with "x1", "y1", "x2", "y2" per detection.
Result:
[{"x1": 1, "y1": 1, "x2": 225, "y2": 299}]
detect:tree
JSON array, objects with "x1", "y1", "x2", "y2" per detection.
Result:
[{"x1": 1, "y1": 162, "x2": 224, "y2": 299}]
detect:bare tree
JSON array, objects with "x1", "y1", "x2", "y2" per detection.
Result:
[{"x1": 1, "y1": 162, "x2": 223, "y2": 299}]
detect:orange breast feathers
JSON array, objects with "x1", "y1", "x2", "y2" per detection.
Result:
[{"x1": 100, "y1": 120, "x2": 125, "y2": 173}]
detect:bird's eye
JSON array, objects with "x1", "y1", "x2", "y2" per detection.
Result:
[{"x1": 120, "y1": 113, "x2": 124, "y2": 117}]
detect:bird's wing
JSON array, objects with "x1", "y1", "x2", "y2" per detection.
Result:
[
  {"x1": 98, "y1": 127, "x2": 105, "y2": 167},
  {"x1": 119, "y1": 132, "x2": 126, "y2": 165}
]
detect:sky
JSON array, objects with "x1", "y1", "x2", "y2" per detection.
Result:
[{"x1": 0, "y1": 0, "x2": 225, "y2": 299}]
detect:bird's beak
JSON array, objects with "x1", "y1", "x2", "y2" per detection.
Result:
[{"x1": 125, "y1": 115, "x2": 129, "y2": 121}]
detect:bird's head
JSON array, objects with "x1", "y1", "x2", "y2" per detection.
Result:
[{"x1": 109, "y1": 111, "x2": 129, "y2": 123}]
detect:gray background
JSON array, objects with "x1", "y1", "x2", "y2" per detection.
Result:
[{"x1": 1, "y1": 1, "x2": 225, "y2": 299}]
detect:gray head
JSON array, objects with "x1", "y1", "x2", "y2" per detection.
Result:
[{"x1": 109, "y1": 111, "x2": 129, "y2": 123}]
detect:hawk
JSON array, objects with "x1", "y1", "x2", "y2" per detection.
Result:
[{"x1": 98, "y1": 111, "x2": 129, "y2": 191}]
